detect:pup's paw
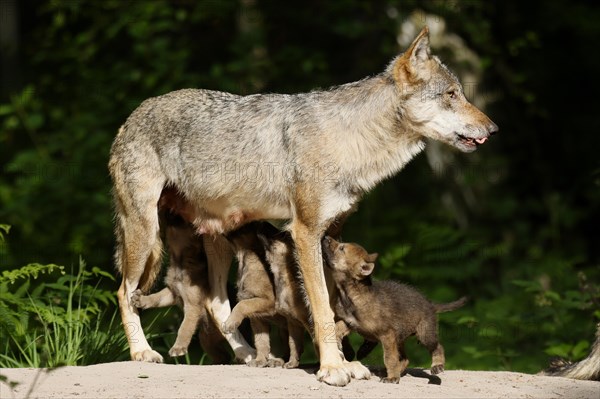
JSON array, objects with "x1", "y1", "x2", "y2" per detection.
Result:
[
  {"x1": 283, "y1": 359, "x2": 300, "y2": 369},
  {"x1": 431, "y1": 364, "x2": 444, "y2": 375},
  {"x1": 132, "y1": 349, "x2": 163, "y2": 363},
  {"x1": 168, "y1": 345, "x2": 188, "y2": 357},
  {"x1": 380, "y1": 376, "x2": 400, "y2": 384},
  {"x1": 344, "y1": 360, "x2": 371, "y2": 380},
  {"x1": 316, "y1": 364, "x2": 352, "y2": 387},
  {"x1": 248, "y1": 358, "x2": 269, "y2": 368},
  {"x1": 130, "y1": 289, "x2": 145, "y2": 309},
  {"x1": 222, "y1": 317, "x2": 240, "y2": 334},
  {"x1": 267, "y1": 357, "x2": 285, "y2": 368}
]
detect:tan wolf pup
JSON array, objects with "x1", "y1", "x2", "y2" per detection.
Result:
[
  {"x1": 109, "y1": 26, "x2": 497, "y2": 386},
  {"x1": 225, "y1": 221, "x2": 311, "y2": 369},
  {"x1": 130, "y1": 209, "x2": 229, "y2": 364},
  {"x1": 322, "y1": 236, "x2": 467, "y2": 383}
]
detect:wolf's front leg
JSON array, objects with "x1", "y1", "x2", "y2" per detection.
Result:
[
  {"x1": 291, "y1": 220, "x2": 352, "y2": 386},
  {"x1": 204, "y1": 234, "x2": 256, "y2": 363}
]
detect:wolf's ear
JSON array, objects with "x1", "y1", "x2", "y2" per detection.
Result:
[
  {"x1": 366, "y1": 252, "x2": 378, "y2": 263},
  {"x1": 407, "y1": 26, "x2": 431, "y2": 65},
  {"x1": 360, "y1": 262, "x2": 375, "y2": 277},
  {"x1": 393, "y1": 26, "x2": 431, "y2": 84}
]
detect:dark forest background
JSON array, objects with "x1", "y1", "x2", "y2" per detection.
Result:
[{"x1": 1, "y1": 0, "x2": 599, "y2": 372}]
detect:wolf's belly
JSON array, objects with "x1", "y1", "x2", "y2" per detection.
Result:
[{"x1": 159, "y1": 187, "x2": 291, "y2": 235}]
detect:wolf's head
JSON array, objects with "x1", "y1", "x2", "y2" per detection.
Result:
[{"x1": 391, "y1": 27, "x2": 498, "y2": 152}]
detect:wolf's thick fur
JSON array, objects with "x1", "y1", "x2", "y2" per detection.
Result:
[
  {"x1": 322, "y1": 236, "x2": 467, "y2": 383},
  {"x1": 130, "y1": 211, "x2": 229, "y2": 364},
  {"x1": 109, "y1": 26, "x2": 497, "y2": 385},
  {"x1": 542, "y1": 323, "x2": 600, "y2": 381}
]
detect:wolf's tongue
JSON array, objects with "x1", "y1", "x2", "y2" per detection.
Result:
[{"x1": 475, "y1": 137, "x2": 488, "y2": 144}]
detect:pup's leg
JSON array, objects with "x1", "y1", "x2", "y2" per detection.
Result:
[
  {"x1": 429, "y1": 344, "x2": 445, "y2": 375},
  {"x1": 291, "y1": 218, "x2": 352, "y2": 386},
  {"x1": 398, "y1": 341, "x2": 409, "y2": 375},
  {"x1": 285, "y1": 321, "x2": 305, "y2": 369},
  {"x1": 248, "y1": 319, "x2": 284, "y2": 367},
  {"x1": 168, "y1": 299, "x2": 204, "y2": 357},
  {"x1": 223, "y1": 298, "x2": 276, "y2": 333},
  {"x1": 204, "y1": 234, "x2": 255, "y2": 363},
  {"x1": 131, "y1": 287, "x2": 176, "y2": 310},
  {"x1": 380, "y1": 332, "x2": 402, "y2": 383},
  {"x1": 417, "y1": 316, "x2": 445, "y2": 374},
  {"x1": 113, "y1": 173, "x2": 164, "y2": 363}
]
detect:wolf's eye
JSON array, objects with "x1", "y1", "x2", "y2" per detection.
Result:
[
  {"x1": 338, "y1": 245, "x2": 345, "y2": 252},
  {"x1": 447, "y1": 89, "x2": 457, "y2": 99}
]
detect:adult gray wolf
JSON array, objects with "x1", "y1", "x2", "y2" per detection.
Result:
[
  {"x1": 322, "y1": 235, "x2": 467, "y2": 383},
  {"x1": 108, "y1": 26, "x2": 497, "y2": 386}
]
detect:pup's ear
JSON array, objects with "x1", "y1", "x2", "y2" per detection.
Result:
[
  {"x1": 360, "y1": 263, "x2": 375, "y2": 277},
  {"x1": 407, "y1": 26, "x2": 431, "y2": 66},
  {"x1": 366, "y1": 252, "x2": 378, "y2": 263}
]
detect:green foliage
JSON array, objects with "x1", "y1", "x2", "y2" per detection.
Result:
[
  {"x1": 1, "y1": 0, "x2": 598, "y2": 373},
  {"x1": 0, "y1": 228, "x2": 127, "y2": 367}
]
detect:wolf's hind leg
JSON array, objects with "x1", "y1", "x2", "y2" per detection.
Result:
[{"x1": 114, "y1": 179, "x2": 165, "y2": 363}]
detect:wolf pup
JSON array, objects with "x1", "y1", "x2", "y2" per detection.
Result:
[
  {"x1": 224, "y1": 221, "x2": 311, "y2": 369},
  {"x1": 109, "y1": 26, "x2": 496, "y2": 385},
  {"x1": 322, "y1": 236, "x2": 467, "y2": 383},
  {"x1": 131, "y1": 210, "x2": 229, "y2": 364}
]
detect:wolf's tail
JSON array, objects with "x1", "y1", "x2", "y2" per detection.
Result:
[
  {"x1": 542, "y1": 323, "x2": 600, "y2": 381},
  {"x1": 434, "y1": 296, "x2": 468, "y2": 313}
]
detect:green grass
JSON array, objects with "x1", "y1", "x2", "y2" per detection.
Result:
[{"x1": 0, "y1": 258, "x2": 130, "y2": 368}]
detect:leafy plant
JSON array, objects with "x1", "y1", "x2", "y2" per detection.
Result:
[{"x1": 0, "y1": 226, "x2": 128, "y2": 367}]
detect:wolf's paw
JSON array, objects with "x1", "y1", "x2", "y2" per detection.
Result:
[
  {"x1": 132, "y1": 349, "x2": 163, "y2": 363},
  {"x1": 344, "y1": 360, "x2": 371, "y2": 380},
  {"x1": 381, "y1": 376, "x2": 400, "y2": 384},
  {"x1": 316, "y1": 364, "x2": 352, "y2": 387},
  {"x1": 248, "y1": 358, "x2": 269, "y2": 368},
  {"x1": 284, "y1": 359, "x2": 300, "y2": 369},
  {"x1": 431, "y1": 364, "x2": 444, "y2": 375},
  {"x1": 267, "y1": 357, "x2": 285, "y2": 368},
  {"x1": 168, "y1": 345, "x2": 188, "y2": 357},
  {"x1": 233, "y1": 347, "x2": 256, "y2": 364}
]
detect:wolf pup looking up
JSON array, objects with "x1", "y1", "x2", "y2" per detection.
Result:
[
  {"x1": 322, "y1": 236, "x2": 467, "y2": 383},
  {"x1": 109, "y1": 26, "x2": 496, "y2": 386}
]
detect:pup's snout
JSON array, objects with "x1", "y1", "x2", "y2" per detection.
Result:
[{"x1": 488, "y1": 121, "x2": 499, "y2": 135}]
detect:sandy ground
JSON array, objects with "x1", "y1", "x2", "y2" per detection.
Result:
[{"x1": 1, "y1": 362, "x2": 598, "y2": 399}]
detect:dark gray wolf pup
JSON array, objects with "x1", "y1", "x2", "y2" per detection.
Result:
[{"x1": 322, "y1": 236, "x2": 467, "y2": 383}]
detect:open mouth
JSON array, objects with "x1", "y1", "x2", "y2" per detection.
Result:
[{"x1": 456, "y1": 133, "x2": 488, "y2": 147}]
